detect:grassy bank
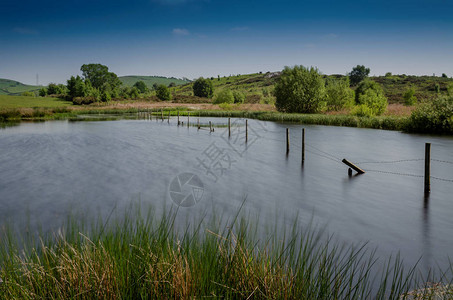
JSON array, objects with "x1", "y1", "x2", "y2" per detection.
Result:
[{"x1": 1, "y1": 206, "x2": 451, "y2": 299}]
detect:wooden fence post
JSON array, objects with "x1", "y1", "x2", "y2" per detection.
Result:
[
  {"x1": 245, "y1": 120, "x2": 248, "y2": 143},
  {"x1": 188, "y1": 112, "x2": 190, "y2": 128},
  {"x1": 302, "y1": 128, "x2": 305, "y2": 165},
  {"x1": 177, "y1": 111, "x2": 180, "y2": 126},
  {"x1": 228, "y1": 118, "x2": 231, "y2": 137},
  {"x1": 209, "y1": 121, "x2": 212, "y2": 132},
  {"x1": 286, "y1": 128, "x2": 290, "y2": 154},
  {"x1": 425, "y1": 143, "x2": 431, "y2": 194}
]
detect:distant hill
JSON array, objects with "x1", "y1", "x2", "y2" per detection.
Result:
[
  {"x1": 119, "y1": 76, "x2": 190, "y2": 89},
  {"x1": 0, "y1": 79, "x2": 42, "y2": 96}
]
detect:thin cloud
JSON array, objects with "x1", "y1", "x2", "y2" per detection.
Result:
[
  {"x1": 172, "y1": 28, "x2": 190, "y2": 36},
  {"x1": 13, "y1": 27, "x2": 39, "y2": 35}
]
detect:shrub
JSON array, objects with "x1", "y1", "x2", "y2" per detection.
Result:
[
  {"x1": 274, "y1": 65, "x2": 326, "y2": 113},
  {"x1": 130, "y1": 87, "x2": 140, "y2": 99},
  {"x1": 354, "y1": 80, "x2": 387, "y2": 116},
  {"x1": 214, "y1": 89, "x2": 234, "y2": 104},
  {"x1": 385, "y1": 72, "x2": 392, "y2": 77},
  {"x1": 232, "y1": 90, "x2": 245, "y2": 104},
  {"x1": 193, "y1": 77, "x2": 214, "y2": 98},
  {"x1": 447, "y1": 83, "x2": 453, "y2": 96},
  {"x1": 21, "y1": 91, "x2": 35, "y2": 97},
  {"x1": 325, "y1": 78, "x2": 354, "y2": 111},
  {"x1": 156, "y1": 84, "x2": 171, "y2": 101},
  {"x1": 403, "y1": 87, "x2": 417, "y2": 106},
  {"x1": 101, "y1": 90, "x2": 111, "y2": 102},
  {"x1": 406, "y1": 95, "x2": 453, "y2": 134},
  {"x1": 434, "y1": 83, "x2": 440, "y2": 93},
  {"x1": 133, "y1": 81, "x2": 148, "y2": 93},
  {"x1": 39, "y1": 88, "x2": 47, "y2": 97}
]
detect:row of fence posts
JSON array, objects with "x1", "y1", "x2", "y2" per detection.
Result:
[
  {"x1": 138, "y1": 110, "x2": 433, "y2": 195},
  {"x1": 285, "y1": 127, "x2": 432, "y2": 195}
]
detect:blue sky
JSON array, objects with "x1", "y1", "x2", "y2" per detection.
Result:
[{"x1": 1, "y1": 0, "x2": 452, "y2": 85}]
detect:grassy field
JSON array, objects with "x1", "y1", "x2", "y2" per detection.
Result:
[
  {"x1": 1, "y1": 205, "x2": 450, "y2": 299},
  {"x1": 0, "y1": 79, "x2": 42, "y2": 96},
  {"x1": 0, "y1": 95, "x2": 73, "y2": 109},
  {"x1": 119, "y1": 75, "x2": 190, "y2": 89}
]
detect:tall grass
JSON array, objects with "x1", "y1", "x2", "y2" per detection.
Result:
[{"x1": 0, "y1": 205, "x2": 450, "y2": 299}]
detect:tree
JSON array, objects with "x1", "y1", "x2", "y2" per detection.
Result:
[
  {"x1": 67, "y1": 75, "x2": 86, "y2": 99},
  {"x1": 80, "y1": 63, "x2": 121, "y2": 91},
  {"x1": 403, "y1": 87, "x2": 417, "y2": 106},
  {"x1": 193, "y1": 77, "x2": 214, "y2": 98},
  {"x1": 385, "y1": 72, "x2": 392, "y2": 77},
  {"x1": 156, "y1": 84, "x2": 171, "y2": 101},
  {"x1": 47, "y1": 83, "x2": 65, "y2": 95},
  {"x1": 232, "y1": 90, "x2": 245, "y2": 103},
  {"x1": 39, "y1": 88, "x2": 47, "y2": 97},
  {"x1": 152, "y1": 83, "x2": 159, "y2": 91},
  {"x1": 442, "y1": 73, "x2": 448, "y2": 78},
  {"x1": 349, "y1": 65, "x2": 370, "y2": 86},
  {"x1": 213, "y1": 89, "x2": 234, "y2": 104},
  {"x1": 133, "y1": 81, "x2": 148, "y2": 93},
  {"x1": 325, "y1": 77, "x2": 354, "y2": 111},
  {"x1": 168, "y1": 82, "x2": 176, "y2": 88},
  {"x1": 274, "y1": 65, "x2": 326, "y2": 113},
  {"x1": 353, "y1": 80, "x2": 387, "y2": 116}
]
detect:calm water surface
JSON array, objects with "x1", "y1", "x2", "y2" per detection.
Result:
[{"x1": 1, "y1": 118, "x2": 452, "y2": 275}]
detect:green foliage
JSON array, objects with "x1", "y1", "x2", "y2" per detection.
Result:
[
  {"x1": 214, "y1": 89, "x2": 234, "y2": 104},
  {"x1": 403, "y1": 87, "x2": 417, "y2": 106},
  {"x1": 232, "y1": 90, "x2": 245, "y2": 104},
  {"x1": 133, "y1": 81, "x2": 148, "y2": 93},
  {"x1": 101, "y1": 90, "x2": 111, "y2": 102},
  {"x1": 325, "y1": 77, "x2": 354, "y2": 111},
  {"x1": 21, "y1": 91, "x2": 35, "y2": 97},
  {"x1": 67, "y1": 76, "x2": 87, "y2": 99},
  {"x1": 193, "y1": 77, "x2": 214, "y2": 98},
  {"x1": 385, "y1": 72, "x2": 392, "y2": 77},
  {"x1": 80, "y1": 63, "x2": 121, "y2": 91},
  {"x1": 354, "y1": 80, "x2": 388, "y2": 116},
  {"x1": 39, "y1": 88, "x2": 47, "y2": 97},
  {"x1": 274, "y1": 65, "x2": 326, "y2": 113},
  {"x1": 349, "y1": 65, "x2": 370, "y2": 86},
  {"x1": 156, "y1": 84, "x2": 171, "y2": 101},
  {"x1": 434, "y1": 83, "x2": 440, "y2": 93},
  {"x1": 168, "y1": 82, "x2": 176, "y2": 88},
  {"x1": 406, "y1": 95, "x2": 453, "y2": 134},
  {"x1": 47, "y1": 83, "x2": 66, "y2": 95},
  {"x1": 447, "y1": 83, "x2": 453, "y2": 96},
  {"x1": 130, "y1": 87, "x2": 140, "y2": 99},
  {"x1": 442, "y1": 73, "x2": 448, "y2": 78}
]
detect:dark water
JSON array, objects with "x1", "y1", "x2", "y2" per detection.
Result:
[{"x1": 1, "y1": 118, "x2": 452, "y2": 276}]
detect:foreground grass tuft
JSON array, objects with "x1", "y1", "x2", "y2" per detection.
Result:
[{"x1": 1, "y1": 206, "x2": 451, "y2": 299}]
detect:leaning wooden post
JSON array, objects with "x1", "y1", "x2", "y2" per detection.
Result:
[
  {"x1": 168, "y1": 111, "x2": 170, "y2": 123},
  {"x1": 425, "y1": 143, "x2": 431, "y2": 194},
  {"x1": 302, "y1": 128, "x2": 305, "y2": 165},
  {"x1": 228, "y1": 118, "x2": 231, "y2": 137},
  {"x1": 245, "y1": 120, "x2": 248, "y2": 143},
  {"x1": 197, "y1": 118, "x2": 200, "y2": 130},
  {"x1": 342, "y1": 159, "x2": 365, "y2": 174},
  {"x1": 188, "y1": 112, "x2": 190, "y2": 128},
  {"x1": 286, "y1": 128, "x2": 290, "y2": 154},
  {"x1": 177, "y1": 111, "x2": 180, "y2": 126},
  {"x1": 209, "y1": 121, "x2": 212, "y2": 132}
]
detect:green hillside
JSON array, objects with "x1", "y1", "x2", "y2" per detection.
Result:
[
  {"x1": 173, "y1": 72, "x2": 453, "y2": 104},
  {"x1": 119, "y1": 76, "x2": 190, "y2": 89},
  {"x1": 0, "y1": 79, "x2": 42, "y2": 96}
]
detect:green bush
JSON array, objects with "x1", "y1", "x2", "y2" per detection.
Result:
[
  {"x1": 232, "y1": 90, "x2": 245, "y2": 104},
  {"x1": 156, "y1": 84, "x2": 171, "y2": 101},
  {"x1": 21, "y1": 91, "x2": 35, "y2": 97},
  {"x1": 325, "y1": 78, "x2": 354, "y2": 111},
  {"x1": 403, "y1": 87, "x2": 417, "y2": 106},
  {"x1": 39, "y1": 88, "x2": 47, "y2": 97},
  {"x1": 406, "y1": 95, "x2": 453, "y2": 134},
  {"x1": 193, "y1": 77, "x2": 214, "y2": 98},
  {"x1": 274, "y1": 65, "x2": 326, "y2": 113},
  {"x1": 354, "y1": 80, "x2": 388, "y2": 116},
  {"x1": 101, "y1": 90, "x2": 111, "y2": 102},
  {"x1": 214, "y1": 89, "x2": 234, "y2": 104},
  {"x1": 133, "y1": 81, "x2": 148, "y2": 93}
]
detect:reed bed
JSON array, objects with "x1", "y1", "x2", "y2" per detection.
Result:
[{"x1": 0, "y1": 205, "x2": 450, "y2": 299}]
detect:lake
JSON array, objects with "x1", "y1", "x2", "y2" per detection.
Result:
[{"x1": 1, "y1": 117, "x2": 452, "y2": 276}]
